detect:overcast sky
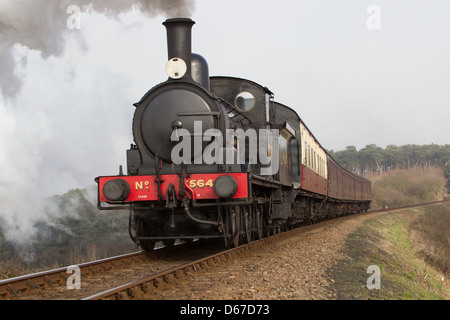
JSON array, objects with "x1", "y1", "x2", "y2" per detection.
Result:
[{"x1": 0, "y1": 0, "x2": 449, "y2": 237}]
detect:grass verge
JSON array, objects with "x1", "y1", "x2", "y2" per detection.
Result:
[{"x1": 327, "y1": 203, "x2": 450, "y2": 300}]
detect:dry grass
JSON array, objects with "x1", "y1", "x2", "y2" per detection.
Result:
[
  {"x1": 0, "y1": 258, "x2": 36, "y2": 280},
  {"x1": 368, "y1": 167, "x2": 447, "y2": 210},
  {"x1": 410, "y1": 203, "x2": 450, "y2": 276}
]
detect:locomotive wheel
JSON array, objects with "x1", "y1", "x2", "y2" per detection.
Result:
[
  {"x1": 231, "y1": 205, "x2": 241, "y2": 248},
  {"x1": 243, "y1": 205, "x2": 252, "y2": 244},
  {"x1": 162, "y1": 239, "x2": 175, "y2": 247},
  {"x1": 140, "y1": 240, "x2": 156, "y2": 251},
  {"x1": 223, "y1": 207, "x2": 233, "y2": 248},
  {"x1": 255, "y1": 205, "x2": 263, "y2": 240},
  {"x1": 136, "y1": 218, "x2": 156, "y2": 251}
]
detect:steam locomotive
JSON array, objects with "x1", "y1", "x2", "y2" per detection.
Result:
[{"x1": 95, "y1": 18, "x2": 371, "y2": 250}]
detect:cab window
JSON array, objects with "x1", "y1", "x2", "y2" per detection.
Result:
[{"x1": 235, "y1": 92, "x2": 256, "y2": 112}]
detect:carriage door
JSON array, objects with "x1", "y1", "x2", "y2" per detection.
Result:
[{"x1": 278, "y1": 121, "x2": 296, "y2": 185}]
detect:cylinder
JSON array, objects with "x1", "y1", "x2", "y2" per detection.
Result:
[{"x1": 163, "y1": 18, "x2": 195, "y2": 81}]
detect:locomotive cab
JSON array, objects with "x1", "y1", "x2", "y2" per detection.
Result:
[{"x1": 209, "y1": 77, "x2": 280, "y2": 176}]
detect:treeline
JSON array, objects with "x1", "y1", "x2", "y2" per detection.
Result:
[{"x1": 328, "y1": 144, "x2": 450, "y2": 190}]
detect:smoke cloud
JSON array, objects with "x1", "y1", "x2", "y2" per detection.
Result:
[
  {"x1": 0, "y1": 0, "x2": 196, "y2": 244},
  {"x1": 0, "y1": 0, "x2": 196, "y2": 98}
]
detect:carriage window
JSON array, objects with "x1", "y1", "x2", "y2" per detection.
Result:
[{"x1": 235, "y1": 92, "x2": 256, "y2": 112}]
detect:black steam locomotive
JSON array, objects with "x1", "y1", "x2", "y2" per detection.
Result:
[{"x1": 96, "y1": 18, "x2": 371, "y2": 250}]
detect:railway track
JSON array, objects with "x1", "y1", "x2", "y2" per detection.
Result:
[
  {"x1": 1, "y1": 200, "x2": 445, "y2": 300},
  {"x1": 0, "y1": 250, "x2": 149, "y2": 299},
  {"x1": 0, "y1": 239, "x2": 225, "y2": 300},
  {"x1": 83, "y1": 231, "x2": 291, "y2": 300}
]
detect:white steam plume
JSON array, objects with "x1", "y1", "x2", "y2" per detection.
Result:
[
  {"x1": 0, "y1": 0, "x2": 196, "y2": 98},
  {"x1": 0, "y1": 0, "x2": 196, "y2": 245}
]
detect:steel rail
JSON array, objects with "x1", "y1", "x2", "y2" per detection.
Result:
[
  {"x1": 83, "y1": 200, "x2": 447, "y2": 300},
  {"x1": 0, "y1": 249, "x2": 159, "y2": 299}
]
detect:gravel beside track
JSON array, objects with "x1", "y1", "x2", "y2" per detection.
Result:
[{"x1": 161, "y1": 210, "x2": 391, "y2": 300}]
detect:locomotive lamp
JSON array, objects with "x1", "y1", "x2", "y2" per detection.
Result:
[
  {"x1": 213, "y1": 175, "x2": 238, "y2": 198},
  {"x1": 166, "y1": 57, "x2": 187, "y2": 80},
  {"x1": 102, "y1": 179, "x2": 131, "y2": 201}
]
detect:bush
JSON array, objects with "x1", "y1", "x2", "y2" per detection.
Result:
[
  {"x1": 368, "y1": 167, "x2": 447, "y2": 209},
  {"x1": 410, "y1": 203, "x2": 450, "y2": 275}
]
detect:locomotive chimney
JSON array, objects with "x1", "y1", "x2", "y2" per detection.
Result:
[{"x1": 163, "y1": 18, "x2": 195, "y2": 82}]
